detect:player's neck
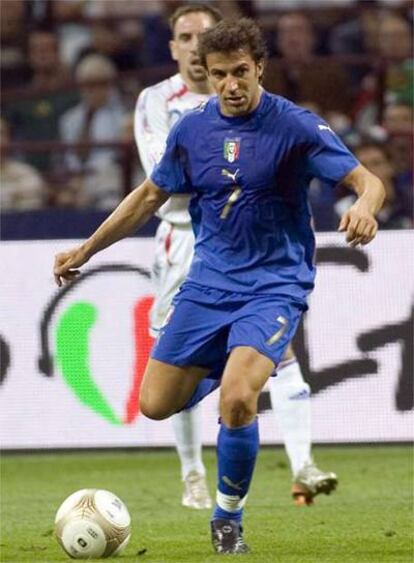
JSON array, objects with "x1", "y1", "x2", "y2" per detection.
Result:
[{"x1": 182, "y1": 76, "x2": 213, "y2": 96}]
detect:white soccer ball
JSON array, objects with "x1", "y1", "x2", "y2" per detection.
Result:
[{"x1": 54, "y1": 489, "x2": 131, "y2": 559}]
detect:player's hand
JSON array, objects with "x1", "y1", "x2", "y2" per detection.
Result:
[
  {"x1": 338, "y1": 200, "x2": 378, "y2": 247},
  {"x1": 54, "y1": 246, "x2": 89, "y2": 287}
]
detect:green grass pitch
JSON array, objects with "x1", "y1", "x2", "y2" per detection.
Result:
[{"x1": 1, "y1": 446, "x2": 413, "y2": 562}]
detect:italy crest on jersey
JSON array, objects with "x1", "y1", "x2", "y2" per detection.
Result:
[{"x1": 223, "y1": 138, "x2": 240, "y2": 163}]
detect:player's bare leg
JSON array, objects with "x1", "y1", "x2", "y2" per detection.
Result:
[
  {"x1": 211, "y1": 346, "x2": 274, "y2": 554},
  {"x1": 269, "y1": 343, "x2": 338, "y2": 506},
  {"x1": 140, "y1": 360, "x2": 214, "y2": 510},
  {"x1": 139, "y1": 358, "x2": 208, "y2": 420},
  {"x1": 220, "y1": 346, "x2": 274, "y2": 427}
]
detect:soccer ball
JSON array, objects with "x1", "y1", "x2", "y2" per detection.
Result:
[{"x1": 54, "y1": 489, "x2": 131, "y2": 559}]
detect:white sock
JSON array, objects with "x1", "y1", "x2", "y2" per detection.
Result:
[
  {"x1": 216, "y1": 490, "x2": 248, "y2": 513},
  {"x1": 171, "y1": 405, "x2": 206, "y2": 480},
  {"x1": 269, "y1": 359, "x2": 312, "y2": 476}
]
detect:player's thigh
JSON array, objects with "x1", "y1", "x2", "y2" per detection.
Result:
[
  {"x1": 140, "y1": 358, "x2": 208, "y2": 420},
  {"x1": 219, "y1": 346, "x2": 274, "y2": 426},
  {"x1": 228, "y1": 296, "x2": 305, "y2": 368},
  {"x1": 151, "y1": 285, "x2": 229, "y2": 369},
  {"x1": 222, "y1": 346, "x2": 274, "y2": 396}
]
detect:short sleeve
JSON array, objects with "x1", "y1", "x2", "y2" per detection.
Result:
[
  {"x1": 150, "y1": 121, "x2": 194, "y2": 194},
  {"x1": 298, "y1": 111, "x2": 359, "y2": 185}
]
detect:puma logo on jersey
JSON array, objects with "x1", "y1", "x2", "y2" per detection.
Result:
[
  {"x1": 221, "y1": 168, "x2": 240, "y2": 183},
  {"x1": 318, "y1": 124, "x2": 333, "y2": 132}
]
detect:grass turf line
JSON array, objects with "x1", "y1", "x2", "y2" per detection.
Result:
[{"x1": 1, "y1": 446, "x2": 413, "y2": 562}]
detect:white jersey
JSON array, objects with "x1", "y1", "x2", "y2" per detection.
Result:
[{"x1": 134, "y1": 73, "x2": 210, "y2": 225}]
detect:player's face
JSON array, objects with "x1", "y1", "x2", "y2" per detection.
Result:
[
  {"x1": 170, "y1": 12, "x2": 215, "y2": 85},
  {"x1": 383, "y1": 104, "x2": 413, "y2": 134},
  {"x1": 80, "y1": 81, "x2": 112, "y2": 110},
  {"x1": 29, "y1": 32, "x2": 60, "y2": 72},
  {"x1": 206, "y1": 50, "x2": 264, "y2": 117}
]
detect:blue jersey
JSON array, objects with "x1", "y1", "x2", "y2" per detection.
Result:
[{"x1": 151, "y1": 91, "x2": 358, "y2": 302}]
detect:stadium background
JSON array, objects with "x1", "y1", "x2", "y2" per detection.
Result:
[{"x1": 0, "y1": 1, "x2": 413, "y2": 561}]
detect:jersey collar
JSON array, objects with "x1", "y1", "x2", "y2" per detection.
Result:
[{"x1": 213, "y1": 88, "x2": 270, "y2": 124}]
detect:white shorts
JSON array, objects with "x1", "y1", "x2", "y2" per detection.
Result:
[{"x1": 150, "y1": 221, "x2": 195, "y2": 336}]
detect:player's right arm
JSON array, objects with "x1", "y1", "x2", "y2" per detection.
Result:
[
  {"x1": 134, "y1": 86, "x2": 170, "y2": 176},
  {"x1": 54, "y1": 112, "x2": 192, "y2": 287},
  {"x1": 54, "y1": 179, "x2": 169, "y2": 286}
]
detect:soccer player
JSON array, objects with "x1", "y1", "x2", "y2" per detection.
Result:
[
  {"x1": 134, "y1": 3, "x2": 337, "y2": 509},
  {"x1": 54, "y1": 19, "x2": 385, "y2": 554}
]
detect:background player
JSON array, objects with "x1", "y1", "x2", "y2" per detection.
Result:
[{"x1": 134, "y1": 3, "x2": 337, "y2": 508}]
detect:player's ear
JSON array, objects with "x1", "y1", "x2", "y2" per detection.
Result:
[
  {"x1": 169, "y1": 40, "x2": 178, "y2": 62},
  {"x1": 257, "y1": 60, "x2": 264, "y2": 82}
]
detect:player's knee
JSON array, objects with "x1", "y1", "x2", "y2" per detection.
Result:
[
  {"x1": 139, "y1": 396, "x2": 174, "y2": 421},
  {"x1": 220, "y1": 389, "x2": 256, "y2": 427}
]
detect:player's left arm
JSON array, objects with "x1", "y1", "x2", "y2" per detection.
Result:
[
  {"x1": 338, "y1": 164, "x2": 385, "y2": 247},
  {"x1": 297, "y1": 109, "x2": 385, "y2": 247}
]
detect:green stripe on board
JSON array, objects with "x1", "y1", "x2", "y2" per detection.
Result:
[{"x1": 55, "y1": 302, "x2": 121, "y2": 425}]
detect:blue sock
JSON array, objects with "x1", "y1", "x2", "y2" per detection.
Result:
[{"x1": 213, "y1": 418, "x2": 259, "y2": 524}]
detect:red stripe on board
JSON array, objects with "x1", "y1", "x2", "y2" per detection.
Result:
[{"x1": 124, "y1": 296, "x2": 155, "y2": 424}]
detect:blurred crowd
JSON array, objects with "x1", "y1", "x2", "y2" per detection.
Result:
[{"x1": 1, "y1": 0, "x2": 413, "y2": 230}]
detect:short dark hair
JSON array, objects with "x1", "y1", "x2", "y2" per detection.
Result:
[
  {"x1": 169, "y1": 3, "x2": 222, "y2": 34},
  {"x1": 198, "y1": 18, "x2": 267, "y2": 68}
]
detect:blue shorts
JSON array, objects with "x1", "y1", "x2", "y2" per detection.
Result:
[{"x1": 151, "y1": 282, "x2": 306, "y2": 373}]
